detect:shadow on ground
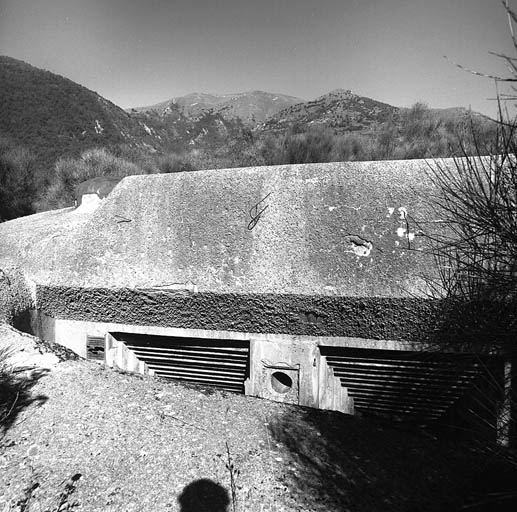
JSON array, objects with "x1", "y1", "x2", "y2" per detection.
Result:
[
  {"x1": 178, "y1": 479, "x2": 230, "y2": 512},
  {"x1": 0, "y1": 364, "x2": 48, "y2": 435},
  {"x1": 268, "y1": 407, "x2": 517, "y2": 512}
]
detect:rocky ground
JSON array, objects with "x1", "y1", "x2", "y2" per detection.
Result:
[{"x1": 1, "y1": 325, "x2": 517, "y2": 512}]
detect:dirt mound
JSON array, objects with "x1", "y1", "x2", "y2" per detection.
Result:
[{"x1": 0, "y1": 324, "x2": 60, "y2": 371}]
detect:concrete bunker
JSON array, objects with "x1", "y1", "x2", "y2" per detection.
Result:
[{"x1": 0, "y1": 159, "x2": 512, "y2": 440}]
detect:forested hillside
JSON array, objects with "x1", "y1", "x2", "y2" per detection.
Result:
[{"x1": 0, "y1": 56, "x2": 161, "y2": 176}]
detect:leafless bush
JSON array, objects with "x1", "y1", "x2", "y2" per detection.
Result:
[{"x1": 423, "y1": 1, "x2": 517, "y2": 454}]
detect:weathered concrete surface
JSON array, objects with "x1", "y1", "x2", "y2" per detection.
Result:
[
  {"x1": 36, "y1": 286, "x2": 441, "y2": 342},
  {"x1": 0, "y1": 160, "x2": 442, "y2": 296},
  {"x1": 0, "y1": 206, "x2": 91, "y2": 282}
]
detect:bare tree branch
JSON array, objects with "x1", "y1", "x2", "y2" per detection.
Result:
[{"x1": 443, "y1": 55, "x2": 517, "y2": 82}]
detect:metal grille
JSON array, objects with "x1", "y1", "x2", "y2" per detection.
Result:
[
  {"x1": 320, "y1": 346, "x2": 483, "y2": 422},
  {"x1": 86, "y1": 335, "x2": 105, "y2": 361},
  {"x1": 111, "y1": 333, "x2": 250, "y2": 393}
]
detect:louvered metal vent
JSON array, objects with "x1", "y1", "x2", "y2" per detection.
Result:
[
  {"x1": 320, "y1": 346, "x2": 484, "y2": 422},
  {"x1": 86, "y1": 335, "x2": 105, "y2": 361},
  {"x1": 111, "y1": 333, "x2": 250, "y2": 393}
]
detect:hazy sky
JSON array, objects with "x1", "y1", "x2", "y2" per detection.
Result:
[{"x1": 0, "y1": 0, "x2": 513, "y2": 116}]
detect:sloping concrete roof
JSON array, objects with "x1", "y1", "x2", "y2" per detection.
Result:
[{"x1": 0, "y1": 160, "x2": 445, "y2": 297}]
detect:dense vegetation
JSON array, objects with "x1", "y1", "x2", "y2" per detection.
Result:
[
  {"x1": 255, "y1": 103, "x2": 496, "y2": 165},
  {"x1": 0, "y1": 137, "x2": 37, "y2": 221},
  {"x1": 36, "y1": 147, "x2": 196, "y2": 212},
  {"x1": 0, "y1": 56, "x2": 160, "y2": 178}
]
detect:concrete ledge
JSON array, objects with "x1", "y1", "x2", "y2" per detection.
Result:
[{"x1": 35, "y1": 314, "x2": 424, "y2": 359}]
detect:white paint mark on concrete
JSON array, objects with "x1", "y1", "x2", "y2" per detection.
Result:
[
  {"x1": 74, "y1": 194, "x2": 101, "y2": 213},
  {"x1": 94, "y1": 120, "x2": 104, "y2": 134}
]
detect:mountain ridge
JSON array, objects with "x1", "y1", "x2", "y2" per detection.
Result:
[
  {"x1": 0, "y1": 55, "x2": 493, "y2": 175},
  {"x1": 131, "y1": 90, "x2": 305, "y2": 124},
  {"x1": 262, "y1": 88, "x2": 398, "y2": 133}
]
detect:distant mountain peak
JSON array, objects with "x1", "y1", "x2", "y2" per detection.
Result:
[
  {"x1": 323, "y1": 88, "x2": 355, "y2": 98},
  {"x1": 132, "y1": 90, "x2": 305, "y2": 124},
  {"x1": 263, "y1": 89, "x2": 398, "y2": 132},
  {"x1": 329, "y1": 88, "x2": 353, "y2": 95}
]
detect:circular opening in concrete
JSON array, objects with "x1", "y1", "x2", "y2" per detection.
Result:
[{"x1": 271, "y1": 371, "x2": 293, "y2": 394}]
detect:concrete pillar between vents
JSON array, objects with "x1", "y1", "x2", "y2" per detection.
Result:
[{"x1": 245, "y1": 338, "x2": 354, "y2": 414}]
